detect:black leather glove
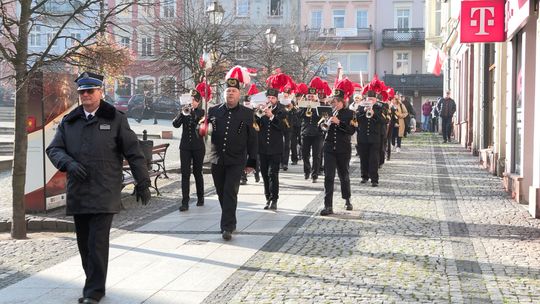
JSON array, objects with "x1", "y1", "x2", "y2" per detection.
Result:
[
  {"x1": 136, "y1": 185, "x2": 151, "y2": 205},
  {"x1": 66, "y1": 162, "x2": 87, "y2": 182}
]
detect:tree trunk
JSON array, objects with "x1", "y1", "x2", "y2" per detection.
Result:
[{"x1": 11, "y1": 0, "x2": 31, "y2": 239}]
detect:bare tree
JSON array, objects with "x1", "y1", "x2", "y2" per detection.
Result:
[
  {"x1": 0, "y1": 0, "x2": 135, "y2": 239},
  {"x1": 158, "y1": 1, "x2": 251, "y2": 95}
]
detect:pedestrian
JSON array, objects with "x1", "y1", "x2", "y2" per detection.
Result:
[
  {"x1": 46, "y1": 72, "x2": 151, "y2": 304},
  {"x1": 431, "y1": 100, "x2": 439, "y2": 133},
  {"x1": 401, "y1": 95, "x2": 415, "y2": 136},
  {"x1": 136, "y1": 91, "x2": 157, "y2": 124},
  {"x1": 437, "y1": 91, "x2": 456, "y2": 143},
  {"x1": 422, "y1": 99, "x2": 433, "y2": 132},
  {"x1": 320, "y1": 79, "x2": 356, "y2": 216},
  {"x1": 208, "y1": 66, "x2": 258, "y2": 241},
  {"x1": 356, "y1": 75, "x2": 385, "y2": 187},
  {"x1": 172, "y1": 83, "x2": 207, "y2": 212},
  {"x1": 390, "y1": 96, "x2": 408, "y2": 153},
  {"x1": 256, "y1": 75, "x2": 288, "y2": 210}
]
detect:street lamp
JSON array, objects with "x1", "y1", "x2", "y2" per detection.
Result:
[
  {"x1": 265, "y1": 27, "x2": 277, "y2": 45},
  {"x1": 206, "y1": 1, "x2": 225, "y2": 25},
  {"x1": 289, "y1": 39, "x2": 299, "y2": 53}
]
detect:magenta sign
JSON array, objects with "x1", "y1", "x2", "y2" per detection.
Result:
[{"x1": 505, "y1": 0, "x2": 532, "y2": 39}]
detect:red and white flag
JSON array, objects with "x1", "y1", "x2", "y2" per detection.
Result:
[{"x1": 429, "y1": 49, "x2": 446, "y2": 76}]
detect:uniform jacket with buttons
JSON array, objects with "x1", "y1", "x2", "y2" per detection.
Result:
[
  {"x1": 256, "y1": 103, "x2": 286, "y2": 155},
  {"x1": 356, "y1": 102, "x2": 384, "y2": 144},
  {"x1": 298, "y1": 108, "x2": 323, "y2": 137},
  {"x1": 288, "y1": 107, "x2": 301, "y2": 128},
  {"x1": 323, "y1": 108, "x2": 356, "y2": 154},
  {"x1": 46, "y1": 101, "x2": 150, "y2": 215},
  {"x1": 207, "y1": 103, "x2": 258, "y2": 167},
  {"x1": 172, "y1": 107, "x2": 205, "y2": 150}
]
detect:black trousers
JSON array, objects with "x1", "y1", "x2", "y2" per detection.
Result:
[
  {"x1": 282, "y1": 130, "x2": 291, "y2": 167},
  {"x1": 324, "y1": 151, "x2": 351, "y2": 208},
  {"x1": 318, "y1": 135, "x2": 325, "y2": 172},
  {"x1": 259, "y1": 153, "x2": 281, "y2": 202},
  {"x1": 180, "y1": 148, "x2": 205, "y2": 203},
  {"x1": 302, "y1": 135, "x2": 322, "y2": 178},
  {"x1": 379, "y1": 125, "x2": 388, "y2": 166},
  {"x1": 290, "y1": 127, "x2": 300, "y2": 162},
  {"x1": 211, "y1": 163, "x2": 243, "y2": 232},
  {"x1": 74, "y1": 213, "x2": 115, "y2": 301},
  {"x1": 441, "y1": 116, "x2": 452, "y2": 141},
  {"x1": 358, "y1": 142, "x2": 380, "y2": 183},
  {"x1": 391, "y1": 127, "x2": 402, "y2": 148}
]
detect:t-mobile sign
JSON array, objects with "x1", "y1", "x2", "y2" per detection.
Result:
[{"x1": 461, "y1": 0, "x2": 505, "y2": 43}]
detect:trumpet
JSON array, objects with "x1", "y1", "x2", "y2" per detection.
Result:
[
  {"x1": 350, "y1": 115, "x2": 358, "y2": 128},
  {"x1": 255, "y1": 104, "x2": 271, "y2": 118},
  {"x1": 365, "y1": 106, "x2": 374, "y2": 119},
  {"x1": 181, "y1": 104, "x2": 193, "y2": 116},
  {"x1": 305, "y1": 105, "x2": 313, "y2": 117},
  {"x1": 319, "y1": 111, "x2": 337, "y2": 132}
]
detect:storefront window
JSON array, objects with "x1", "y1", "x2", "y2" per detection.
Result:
[{"x1": 513, "y1": 34, "x2": 523, "y2": 174}]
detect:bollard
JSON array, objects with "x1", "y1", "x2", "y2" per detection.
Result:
[{"x1": 143, "y1": 129, "x2": 148, "y2": 141}]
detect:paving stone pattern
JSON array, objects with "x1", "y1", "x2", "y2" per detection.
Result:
[{"x1": 204, "y1": 133, "x2": 540, "y2": 304}]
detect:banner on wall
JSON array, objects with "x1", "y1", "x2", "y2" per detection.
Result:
[{"x1": 505, "y1": 0, "x2": 532, "y2": 40}]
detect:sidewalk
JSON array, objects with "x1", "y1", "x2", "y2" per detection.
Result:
[{"x1": 1, "y1": 133, "x2": 540, "y2": 303}]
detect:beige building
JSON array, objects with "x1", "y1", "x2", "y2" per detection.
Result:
[{"x1": 432, "y1": 0, "x2": 540, "y2": 218}]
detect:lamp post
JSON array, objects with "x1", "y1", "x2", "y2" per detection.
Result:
[
  {"x1": 265, "y1": 27, "x2": 277, "y2": 45},
  {"x1": 206, "y1": 1, "x2": 225, "y2": 26},
  {"x1": 289, "y1": 39, "x2": 299, "y2": 53}
]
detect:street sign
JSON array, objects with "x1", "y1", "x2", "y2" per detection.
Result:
[{"x1": 461, "y1": 0, "x2": 505, "y2": 43}]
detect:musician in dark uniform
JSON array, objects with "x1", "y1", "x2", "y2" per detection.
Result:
[
  {"x1": 207, "y1": 74, "x2": 258, "y2": 240},
  {"x1": 172, "y1": 87, "x2": 206, "y2": 211},
  {"x1": 320, "y1": 81, "x2": 356, "y2": 216},
  {"x1": 356, "y1": 86, "x2": 384, "y2": 187},
  {"x1": 281, "y1": 92, "x2": 294, "y2": 171},
  {"x1": 256, "y1": 87, "x2": 286, "y2": 210},
  {"x1": 290, "y1": 96, "x2": 302, "y2": 165},
  {"x1": 378, "y1": 100, "x2": 390, "y2": 168},
  {"x1": 240, "y1": 88, "x2": 261, "y2": 185}
]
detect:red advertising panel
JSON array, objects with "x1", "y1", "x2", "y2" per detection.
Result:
[
  {"x1": 24, "y1": 72, "x2": 78, "y2": 212},
  {"x1": 461, "y1": 0, "x2": 506, "y2": 43}
]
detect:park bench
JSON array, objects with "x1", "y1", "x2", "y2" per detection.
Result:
[{"x1": 121, "y1": 142, "x2": 170, "y2": 196}]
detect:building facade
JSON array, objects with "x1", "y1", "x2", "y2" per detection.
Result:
[{"x1": 432, "y1": 0, "x2": 540, "y2": 218}]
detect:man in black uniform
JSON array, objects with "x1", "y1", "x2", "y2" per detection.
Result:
[
  {"x1": 290, "y1": 94, "x2": 303, "y2": 165},
  {"x1": 256, "y1": 87, "x2": 286, "y2": 210},
  {"x1": 281, "y1": 92, "x2": 294, "y2": 171},
  {"x1": 172, "y1": 87, "x2": 206, "y2": 211},
  {"x1": 356, "y1": 88, "x2": 384, "y2": 187},
  {"x1": 320, "y1": 82, "x2": 356, "y2": 216},
  {"x1": 299, "y1": 89, "x2": 322, "y2": 183},
  {"x1": 47, "y1": 72, "x2": 151, "y2": 304},
  {"x1": 208, "y1": 75, "x2": 258, "y2": 241}
]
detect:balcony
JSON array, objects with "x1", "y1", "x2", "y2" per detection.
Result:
[
  {"x1": 304, "y1": 27, "x2": 373, "y2": 43},
  {"x1": 383, "y1": 74, "x2": 443, "y2": 94},
  {"x1": 381, "y1": 28, "x2": 425, "y2": 47}
]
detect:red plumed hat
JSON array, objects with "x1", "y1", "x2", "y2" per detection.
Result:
[
  {"x1": 225, "y1": 65, "x2": 251, "y2": 89},
  {"x1": 246, "y1": 83, "x2": 258, "y2": 96},
  {"x1": 362, "y1": 74, "x2": 386, "y2": 96},
  {"x1": 308, "y1": 76, "x2": 325, "y2": 95},
  {"x1": 295, "y1": 83, "x2": 308, "y2": 96},
  {"x1": 333, "y1": 78, "x2": 356, "y2": 101},
  {"x1": 195, "y1": 81, "x2": 212, "y2": 101},
  {"x1": 321, "y1": 81, "x2": 332, "y2": 97}
]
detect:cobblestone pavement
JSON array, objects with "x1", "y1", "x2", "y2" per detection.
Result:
[{"x1": 203, "y1": 133, "x2": 540, "y2": 304}]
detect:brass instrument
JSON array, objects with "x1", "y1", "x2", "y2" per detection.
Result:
[
  {"x1": 255, "y1": 104, "x2": 272, "y2": 118},
  {"x1": 365, "y1": 106, "x2": 374, "y2": 119},
  {"x1": 283, "y1": 117, "x2": 290, "y2": 128},
  {"x1": 253, "y1": 114, "x2": 260, "y2": 132},
  {"x1": 319, "y1": 111, "x2": 337, "y2": 132},
  {"x1": 305, "y1": 105, "x2": 313, "y2": 117},
  {"x1": 350, "y1": 115, "x2": 358, "y2": 127},
  {"x1": 181, "y1": 104, "x2": 193, "y2": 116}
]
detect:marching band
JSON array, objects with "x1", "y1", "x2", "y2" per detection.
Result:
[{"x1": 172, "y1": 65, "x2": 404, "y2": 240}]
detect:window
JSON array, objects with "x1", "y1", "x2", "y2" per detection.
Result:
[
  {"x1": 269, "y1": 0, "x2": 282, "y2": 16},
  {"x1": 394, "y1": 51, "x2": 411, "y2": 75},
  {"x1": 162, "y1": 37, "x2": 174, "y2": 51},
  {"x1": 120, "y1": 36, "x2": 130, "y2": 48},
  {"x1": 349, "y1": 53, "x2": 369, "y2": 72},
  {"x1": 136, "y1": 78, "x2": 155, "y2": 95},
  {"x1": 141, "y1": 37, "x2": 153, "y2": 57},
  {"x1": 333, "y1": 10, "x2": 345, "y2": 28},
  {"x1": 236, "y1": 0, "x2": 249, "y2": 16},
  {"x1": 435, "y1": 0, "x2": 441, "y2": 36},
  {"x1": 356, "y1": 10, "x2": 368, "y2": 28},
  {"x1": 47, "y1": 32, "x2": 58, "y2": 46},
  {"x1": 162, "y1": 0, "x2": 175, "y2": 18},
  {"x1": 235, "y1": 40, "x2": 248, "y2": 60},
  {"x1": 396, "y1": 8, "x2": 410, "y2": 29},
  {"x1": 160, "y1": 77, "x2": 176, "y2": 98},
  {"x1": 140, "y1": 0, "x2": 153, "y2": 18},
  {"x1": 311, "y1": 11, "x2": 322, "y2": 29},
  {"x1": 29, "y1": 25, "x2": 42, "y2": 47},
  {"x1": 66, "y1": 32, "x2": 81, "y2": 47},
  {"x1": 118, "y1": 0, "x2": 131, "y2": 17},
  {"x1": 116, "y1": 77, "x2": 132, "y2": 96}
]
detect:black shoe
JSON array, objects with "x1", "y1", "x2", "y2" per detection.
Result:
[
  {"x1": 320, "y1": 207, "x2": 333, "y2": 216},
  {"x1": 82, "y1": 298, "x2": 99, "y2": 304},
  {"x1": 78, "y1": 297, "x2": 84, "y2": 303},
  {"x1": 312, "y1": 177, "x2": 317, "y2": 183},
  {"x1": 291, "y1": 161, "x2": 297, "y2": 165},
  {"x1": 270, "y1": 201, "x2": 277, "y2": 210},
  {"x1": 196, "y1": 198, "x2": 204, "y2": 206},
  {"x1": 255, "y1": 175, "x2": 260, "y2": 182},
  {"x1": 345, "y1": 199, "x2": 353, "y2": 211},
  {"x1": 222, "y1": 230, "x2": 232, "y2": 241},
  {"x1": 443, "y1": 139, "x2": 447, "y2": 143},
  {"x1": 282, "y1": 166, "x2": 288, "y2": 171},
  {"x1": 136, "y1": 119, "x2": 141, "y2": 123},
  {"x1": 179, "y1": 204, "x2": 189, "y2": 212},
  {"x1": 304, "y1": 173, "x2": 309, "y2": 180},
  {"x1": 240, "y1": 179, "x2": 247, "y2": 185},
  {"x1": 360, "y1": 178, "x2": 368, "y2": 184},
  {"x1": 264, "y1": 201, "x2": 271, "y2": 210},
  {"x1": 371, "y1": 182, "x2": 378, "y2": 187},
  {"x1": 153, "y1": 120, "x2": 158, "y2": 125}
]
